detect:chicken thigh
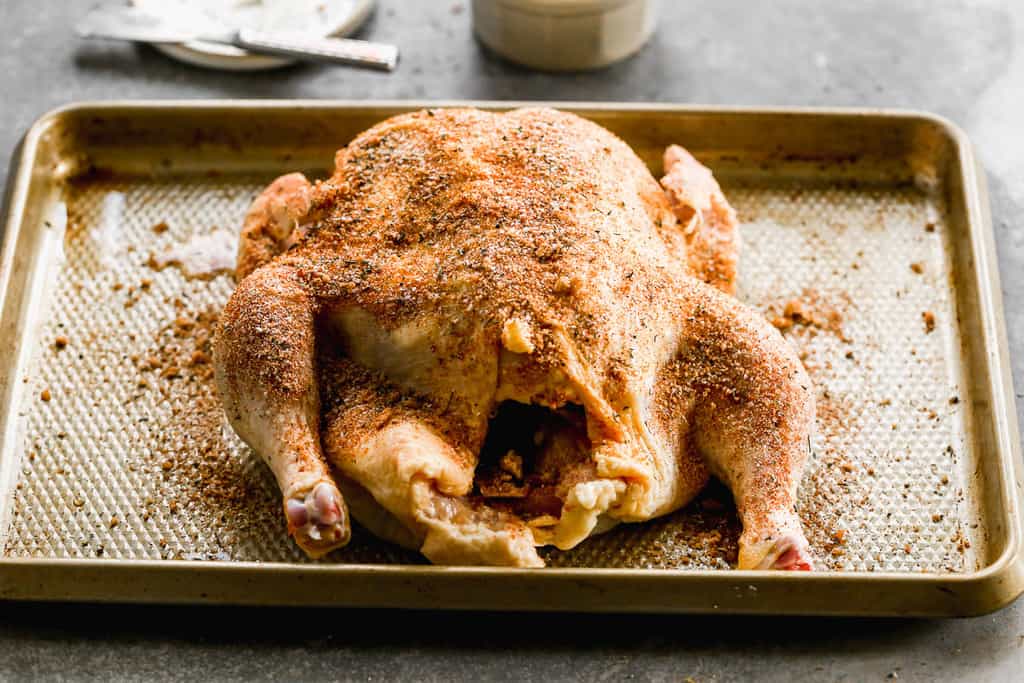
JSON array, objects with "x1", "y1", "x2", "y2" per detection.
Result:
[{"x1": 213, "y1": 108, "x2": 815, "y2": 570}]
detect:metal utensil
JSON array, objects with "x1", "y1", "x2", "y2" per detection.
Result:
[{"x1": 76, "y1": 4, "x2": 398, "y2": 71}]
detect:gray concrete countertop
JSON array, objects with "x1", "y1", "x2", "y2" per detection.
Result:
[{"x1": 1, "y1": 0, "x2": 1023, "y2": 680}]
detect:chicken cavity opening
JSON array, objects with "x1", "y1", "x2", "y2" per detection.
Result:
[{"x1": 473, "y1": 401, "x2": 625, "y2": 548}]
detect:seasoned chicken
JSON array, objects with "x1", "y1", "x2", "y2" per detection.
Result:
[{"x1": 213, "y1": 107, "x2": 816, "y2": 570}]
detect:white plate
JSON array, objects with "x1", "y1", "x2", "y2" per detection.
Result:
[{"x1": 132, "y1": 0, "x2": 376, "y2": 71}]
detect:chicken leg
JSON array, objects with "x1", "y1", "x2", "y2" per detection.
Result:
[{"x1": 215, "y1": 175, "x2": 349, "y2": 558}]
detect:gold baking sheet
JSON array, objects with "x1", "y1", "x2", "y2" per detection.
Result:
[{"x1": 0, "y1": 102, "x2": 1018, "y2": 615}]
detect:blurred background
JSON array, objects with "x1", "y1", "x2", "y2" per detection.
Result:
[{"x1": 1, "y1": 1, "x2": 1023, "y2": 681}]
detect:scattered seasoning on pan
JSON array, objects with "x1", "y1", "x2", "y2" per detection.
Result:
[
  {"x1": 922, "y1": 311, "x2": 936, "y2": 333},
  {"x1": 125, "y1": 303, "x2": 295, "y2": 561},
  {"x1": 39, "y1": 389, "x2": 51, "y2": 402},
  {"x1": 766, "y1": 290, "x2": 849, "y2": 342},
  {"x1": 53, "y1": 336, "x2": 69, "y2": 350},
  {"x1": 152, "y1": 221, "x2": 169, "y2": 234},
  {"x1": 910, "y1": 262, "x2": 924, "y2": 274}
]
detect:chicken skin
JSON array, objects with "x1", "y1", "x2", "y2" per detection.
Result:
[{"x1": 213, "y1": 107, "x2": 816, "y2": 570}]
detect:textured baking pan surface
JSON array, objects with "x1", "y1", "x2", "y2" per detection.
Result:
[{"x1": 0, "y1": 103, "x2": 1019, "y2": 614}]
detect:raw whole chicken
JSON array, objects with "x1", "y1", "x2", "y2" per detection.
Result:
[{"x1": 213, "y1": 108, "x2": 816, "y2": 570}]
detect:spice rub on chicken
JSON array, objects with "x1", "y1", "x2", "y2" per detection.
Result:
[{"x1": 213, "y1": 107, "x2": 816, "y2": 570}]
